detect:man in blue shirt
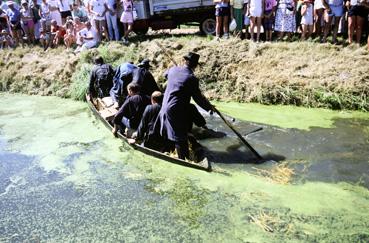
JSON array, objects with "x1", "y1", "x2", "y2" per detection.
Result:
[{"x1": 5, "y1": 1, "x2": 23, "y2": 46}]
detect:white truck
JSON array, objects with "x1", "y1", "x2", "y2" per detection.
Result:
[{"x1": 132, "y1": 0, "x2": 216, "y2": 35}]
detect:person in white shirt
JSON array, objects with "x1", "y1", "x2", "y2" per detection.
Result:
[
  {"x1": 75, "y1": 20, "x2": 98, "y2": 53},
  {"x1": 105, "y1": 0, "x2": 119, "y2": 40},
  {"x1": 88, "y1": 0, "x2": 108, "y2": 41},
  {"x1": 58, "y1": 0, "x2": 72, "y2": 24},
  {"x1": 47, "y1": 0, "x2": 62, "y2": 26}
]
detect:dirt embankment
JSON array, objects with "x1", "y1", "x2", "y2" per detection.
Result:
[{"x1": 1, "y1": 37, "x2": 368, "y2": 110}]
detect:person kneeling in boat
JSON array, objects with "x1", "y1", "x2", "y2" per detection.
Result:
[
  {"x1": 127, "y1": 91, "x2": 168, "y2": 150},
  {"x1": 158, "y1": 52, "x2": 215, "y2": 160},
  {"x1": 89, "y1": 56, "x2": 115, "y2": 99},
  {"x1": 110, "y1": 62, "x2": 137, "y2": 107},
  {"x1": 112, "y1": 82, "x2": 150, "y2": 137}
]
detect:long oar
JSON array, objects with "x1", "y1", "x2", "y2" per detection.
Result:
[{"x1": 214, "y1": 108, "x2": 263, "y2": 160}]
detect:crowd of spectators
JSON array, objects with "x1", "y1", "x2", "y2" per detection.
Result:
[
  {"x1": 0, "y1": 0, "x2": 368, "y2": 51},
  {"x1": 0, "y1": 0, "x2": 133, "y2": 51}
]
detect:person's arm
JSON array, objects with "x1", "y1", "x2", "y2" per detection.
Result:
[
  {"x1": 135, "y1": 106, "x2": 151, "y2": 141},
  {"x1": 301, "y1": 4, "x2": 307, "y2": 16},
  {"x1": 89, "y1": 66, "x2": 96, "y2": 96},
  {"x1": 112, "y1": 99, "x2": 129, "y2": 135},
  {"x1": 191, "y1": 77, "x2": 213, "y2": 112}
]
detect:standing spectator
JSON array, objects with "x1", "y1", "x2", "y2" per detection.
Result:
[
  {"x1": 346, "y1": 0, "x2": 367, "y2": 44},
  {"x1": 275, "y1": 0, "x2": 297, "y2": 41},
  {"x1": 30, "y1": 0, "x2": 42, "y2": 42},
  {"x1": 322, "y1": 0, "x2": 344, "y2": 44},
  {"x1": 5, "y1": 1, "x2": 23, "y2": 46},
  {"x1": 120, "y1": 0, "x2": 134, "y2": 44},
  {"x1": 89, "y1": 0, "x2": 108, "y2": 41},
  {"x1": 105, "y1": 0, "x2": 119, "y2": 41},
  {"x1": 71, "y1": 3, "x2": 87, "y2": 22},
  {"x1": 314, "y1": 0, "x2": 327, "y2": 40},
  {"x1": 214, "y1": 0, "x2": 231, "y2": 40},
  {"x1": 300, "y1": 0, "x2": 314, "y2": 40},
  {"x1": 231, "y1": 0, "x2": 247, "y2": 36},
  {"x1": 249, "y1": 0, "x2": 264, "y2": 42},
  {"x1": 264, "y1": 0, "x2": 277, "y2": 41},
  {"x1": 243, "y1": 0, "x2": 251, "y2": 39},
  {"x1": 48, "y1": 0, "x2": 62, "y2": 26},
  {"x1": 50, "y1": 18, "x2": 65, "y2": 46},
  {"x1": 74, "y1": 20, "x2": 98, "y2": 53},
  {"x1": 58, "y1": 0, "x2": 72, "y2": 24},
  {"x1": 20, "y1": 0, "x2": 35, "y2": 44}
]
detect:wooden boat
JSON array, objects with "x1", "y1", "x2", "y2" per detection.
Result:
[{"x1": 86, "y1": 94, "x2": 212, "y2": 172}]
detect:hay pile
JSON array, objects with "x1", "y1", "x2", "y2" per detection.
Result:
[{"x1": 1, "y1": 36, "x2": 368, "y2": 110}]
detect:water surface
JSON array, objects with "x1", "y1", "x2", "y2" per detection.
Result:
[{"x1": 0, "y1": 94, "x2": 368, "y2": 242}]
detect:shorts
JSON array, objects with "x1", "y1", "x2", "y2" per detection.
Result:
[
  {"x1": 348, "y1": 5, "x2": 368, "y2": 18},
  {"x1": 60, "y1": 10, "x2": 72, "y2": 19},
  {"x1": 215, "y1": 6, "x2": 230, "y2": 17},
  {"x1": 327, "y1": 4, "x2": 343, "y2": 17},
  {"x1": 22, "y1": 20, "x2": 35, "y2": 29},
  {"x1": 263, "y1": 10, "x2": 274, "y2": 30}
]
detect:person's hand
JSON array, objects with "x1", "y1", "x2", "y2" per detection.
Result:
[
  {"x1": 131, "y1": 132, "x2": 137, "y2": 139},
  {"x1": 127, "y1": 138, "x2": 136, "y2": 144}
]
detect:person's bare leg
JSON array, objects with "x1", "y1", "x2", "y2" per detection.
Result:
[
  {"x1": 348, "y1": 15, "x2": 355, "y2": 44},
  {"x1": 356, "y1": 16, "x2": 364, "y2": 43},
  {"x1": 250, "y1": 17, "x2": 255, "y2": 41},
  {"x1": 256, "y1": 17, "x2": 261, "y2": 42},
  {"x1": 323, "y1": 15, "x2": 332, "y2": 42},
  {"x1": 101, "y1": 20, "x2": 108, "y2": 41},
  {"x1": 216, "y1": 16, "x2": 222, "y2": 37},
  {"x1": 332, "y1": 16, "x2": 341, "y2": 43},
  {"x1": 94, "y1": 19, "x2": 102, "y2": 41},
  {"x1": 301, "y1": 25, "x2": 307, "y2": 40},
  {"x1": 223, "y1": 15, "x2": 229, "y2": 37}
]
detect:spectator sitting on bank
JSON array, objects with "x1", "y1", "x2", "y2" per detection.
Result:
[
  {"x1": 64, "y1": 20, "x2": 76, "y2": 49},
  {"x1": 74, "y1": 21, "x2": 98, "y2": 53},
  {"x1": 20, "y1": 0, "x2": 35, "y2": 44},
  {"x1": 120, "y1": 0, "x2": 134, "y2": 44},
  {"x1": 50, "y1": 19, "x2": 66, "y2": 46},
  {"x1": 214, "y1": 0, "x2": 231, "y2": 40},
  {"x1": 71, "y1": 3, "x2": 88, "y2": 22},
  {"x1": 0, "y1": 29, "x2": 15, "y2": 49},
  {"x1": 39, "y1": 27, "x2": 51, "y2": 50}
]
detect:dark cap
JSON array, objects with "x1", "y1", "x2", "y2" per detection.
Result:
[
  {"x1": 183, "y1": 52, "x2": 200, "y2": 67},
  {"x1": 138, "y1": 59, "x2": 151, "y2": 68}
]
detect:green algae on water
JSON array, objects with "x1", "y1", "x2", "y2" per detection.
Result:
[{"x1": 213, "y1": 101, "x2": 369, "y2": 130}]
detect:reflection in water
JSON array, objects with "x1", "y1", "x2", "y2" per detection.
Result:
[{"x1": 0, "y1": 94, "x2": 368, "y2": 242}]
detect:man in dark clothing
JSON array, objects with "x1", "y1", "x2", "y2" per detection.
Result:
[
  {"x1": 128, "y1": 91, "x2": 167, "y2": 151},
  {"x1": 109, "y1": 62, "x2": 137, "y2": 107},
  {"x1": 112, "y1": 82, "x2": 150, "y2": 136},
  {"x1": 132, "y1": 59, "x2": 161, "y2": 97},
  {"x1": 89, "y1": 56, "x2": 115, "y2": 98},
  {"x1": 158, "y1": 52, "x2": 214, "y2": 160}
]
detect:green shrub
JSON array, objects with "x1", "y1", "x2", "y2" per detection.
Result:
[{"x1": 68, "y1": 63, "x2": 93, "y2": 101}]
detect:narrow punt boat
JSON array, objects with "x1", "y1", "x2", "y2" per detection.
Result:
[{"x1": 86, "y1": 94, "x2": 212, "y2": 172}]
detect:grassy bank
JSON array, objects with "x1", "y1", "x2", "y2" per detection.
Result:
[{"x1": 0, "y1": 35, "x2": 368, "y2": 110}]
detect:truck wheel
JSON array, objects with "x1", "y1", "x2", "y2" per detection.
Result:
[
  {"x1": 200, "y1": 18, "x2": 216, "y2": 35},
  {"x1": 134, "y1": 27, "x2": 149, "y2": 36}
]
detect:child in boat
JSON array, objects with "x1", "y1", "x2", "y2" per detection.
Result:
[{"x1": 112, "y1": 82, "x2": 150, "y2": 137}]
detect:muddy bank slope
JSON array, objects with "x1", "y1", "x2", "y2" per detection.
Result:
[{"x1": 0, "y1": 37, "x2": 368, "y2": 110}]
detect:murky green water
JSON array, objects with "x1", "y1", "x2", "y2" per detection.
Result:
[{"x1": 0, "y1": 94, "x2": 368, "y2": 242}]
